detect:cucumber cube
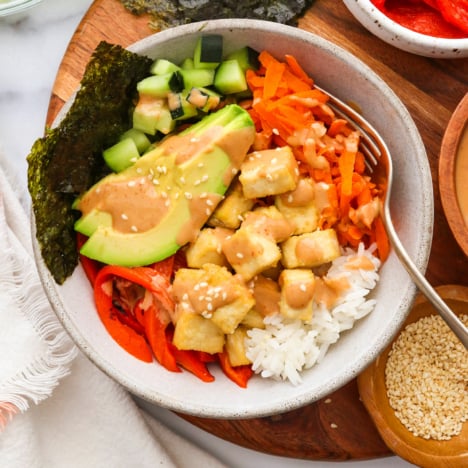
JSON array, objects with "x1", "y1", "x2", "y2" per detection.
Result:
[
  {"x1": 214, "y1": 59, "x2": 248, "y2": 94},
  {"x1": 103, "y1": 138, "x2": 140, "y2": 173},
  {"x1": 193, "y1": 35, "x2": 223, "y2": 69}
]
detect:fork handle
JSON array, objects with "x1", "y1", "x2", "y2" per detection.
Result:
[{"x1": 385, "y1": 216, "x2": 468, "y2": 350}]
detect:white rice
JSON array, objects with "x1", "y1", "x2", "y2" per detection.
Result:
[{"x1": 245, "y1": 243, "x2": 381, "y2": 385}]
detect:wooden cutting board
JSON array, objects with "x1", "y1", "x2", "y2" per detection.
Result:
[{"x1": 46, "y1": 0, "x2": 468, "y2": 461}]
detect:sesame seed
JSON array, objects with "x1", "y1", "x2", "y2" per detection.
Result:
[
  {"x1": 185, "y1": 192, "x2": 193, "y2": 200},
  {"x1": 271, "y1": 158, "x2": 278, "y2": 164},
  {"x1": 205, "y1": 208, "x2": 211, "y2": 215},
  {"x1": 182, "y1": 293, "x2": 189, "y2": 301},
  {"x1": 272, "y1": 128, "x2": 279, "y2": 135},
  {"x1": 330, "y1": 423, "x2": 338, "y2": 429},
  {"x1": 299, "y1": 284, "x2": 307, "y2": 292},
  {"x1": 206, "y1": 199, "x2": 214, "y2": 206},
  {"x1": 324, "y1": 398, "x2": 332, "y2": 404},
  {"x1": 161, "y1": 191, "x2": 168, "y2": 199},
  {"x1": 201, "y1": 174, "x2": 209, "y2": 182},
  {"x1": 288, "y1": 194, "x2": 294, "y2": 203},
  {"x1": 201, "y1": 311, "x2": 212, "y2": 319},
  {"x1": 200, "y1": 192, "x2": 208, "y2": 199},
  {"x1": 127, "y1": 180, "x2": 136, "y2": 187},
  {"x1": 385, "y1": 314, "x2": 468, "y2": 441},
  {"x1": 197, "y1": 162, "x2": 204, "y2": 168},
  {"x1": 153, "y1": 179, "x2": 159, "y2": 185},
  {"x1": 194, "y1": 180, "x2": 201, "y2": 186},
  {"x1": 236, "y1": 252, "x2": 244, "y2": 259},
  {"x1": 266, "y1": 174, "x2": 273, "y2": 181},
  {"x1": 121, "y1": 213, "x2": 129, "y2": 220},
  {"x1": 165, "y1": 200, "x2": 170, "y2": 207},
  {"x1": 207, "y1": 303, "x2": 213, "y2": 311},
  {"x1": 180, "y1": 176, "x2": 186, "y2": 184},
  {"x1": 130, "y1": 225, "x2": 138, "y2": 232},
  {"x1": 136, "y1": 167, "x2": 143, "y2": 174},
  {"x1": 130, "y1": 157, "x2": 138, "y2": 163}
]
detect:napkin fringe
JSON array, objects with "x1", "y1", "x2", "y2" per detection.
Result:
[{"x1": 0, "y1": 187, "x2": 77, "y2": 430}]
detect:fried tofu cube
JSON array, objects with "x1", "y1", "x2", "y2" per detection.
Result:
[
  {"x1": 239, "y1": 146, "x2": 299, "y2": 199},
  {"x1": 222, "y1": 228, "x2": 281, "y2": 281},
  {"x1": 185, "y1": 227, "x2": 232, "y2": 268},
  {"x1": 173, "y1": 312, "x2": 225, "y2": 353},
  {"x1": 281, "y1": 229, "x2": 341, "y2": 268},
  {"x1": 275, "y1": 178, "x2": 319, "y2": 234},
  {"x1": 225, "y1": 326, "x2": 251, "y2": 366},
  {"x1": 211, "y1": 292, "x2": 255, "y2": 334},
  {"x1": 279, "y1": 269, "x2": 316, "y2": 321},
  {"x1": 172, "y1": 264, "x2": 254, "y2": 335},
  {"x1": 241, "y1": 206, "x2": 294, "y2": 243},
  {"x1": 241, "y1": 309, "x2": 266, "y2": 329},
  {"x1": 208, "y1": 179, "x2": 255, "y2": 229}
]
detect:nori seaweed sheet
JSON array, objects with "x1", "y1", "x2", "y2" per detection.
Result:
[
  {"x1": 27, "y1": 42, "x2": 152, "y2": 284},
  {"x1": 120, "y1": 0, "x2": 315, "y2": 29}
]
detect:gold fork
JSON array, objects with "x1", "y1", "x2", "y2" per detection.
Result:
[{"x1": 317, "y1": 86, "x2": 468, "y2": 349}]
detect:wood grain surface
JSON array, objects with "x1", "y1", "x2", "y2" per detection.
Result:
[{"x1": 45, "y1": 0, "x2": 468, "y2": 461}]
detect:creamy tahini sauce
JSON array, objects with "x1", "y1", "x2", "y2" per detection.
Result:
[
  {"x1": 78, "y1": 176, "x2": 169, "y2": 233},
  {"x1": 455, "y1": 124, "x2": 468, "y2": 226},
  {"x1": 281, "y1": 276, "x2": 316, "y2": 310},
  {"x1": 314, "y1": 276, "x2": 350, "y2": 309},
  {"x1": 278, "y1": 177, "x2": 315, "y2": 207},
  {"x1": 242, "y1": 210, "x2": 294, "y2": 242},
  {"x1": 177, "y1": 193, "x2": 223, "y2": 246},
  {"x1": 250, "y1": 275, "x2": 280, "y2": 316},
  {"x1": 172, "y1": 273, "x2": 240, "y2": 315}
]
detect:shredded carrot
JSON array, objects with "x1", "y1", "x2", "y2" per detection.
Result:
[{"x1": 244, "y1": 51, "x2": 388, "y2": 261}]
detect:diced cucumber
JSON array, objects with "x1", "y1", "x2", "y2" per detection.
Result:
[
  {"x1": 167, "y1": 91, "x2": 198, "y2": 120},
  {"x1": 150, "y1": 58, "x2": 180, "y2": 75},
  {"x1": 137, "y1": 74, "x2": 179, "y2": 98},
  {"x1": 214, "y1": 59, "x2": 248, "y2": 94},
  {"x1": 119, "y1": 128, "x2": 151, "y2": 153},
  {"x1": 225, "y1": 46, "x2": 260, "y2": 72},
  {"x1": 103, "y1": 138, "x2": 140, "y2": 173},
  {"x1": 133, "y1": 95, "x2": 175, "y2": 135},
  {"x1": 186, "y1": 87, "x2": 222, "y2": 112},
  {"x1": 181, "y1": 57, "x2": 194, "y2": 70},
  {"x1": 179, "y1": 68, "x2": 215, "y2": 89},
  {"x1": 193, "y1": 35, "x2": 223, "y2": 69}
]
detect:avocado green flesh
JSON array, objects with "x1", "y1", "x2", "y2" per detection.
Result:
[{"x1": 76, "y1": 104, "x2": 255, "y2": 266}]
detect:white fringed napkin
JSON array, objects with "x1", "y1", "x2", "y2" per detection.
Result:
[{"x1": 0, "y1": 151, "x2": 225, "y2": 468}]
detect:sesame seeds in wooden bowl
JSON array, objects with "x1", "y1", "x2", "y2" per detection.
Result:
[{"x1": 357, "y1": 285, "x2": 468, "y2": 468}]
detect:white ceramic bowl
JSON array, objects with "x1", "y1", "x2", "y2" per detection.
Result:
[
  {"x1": 343, "y1": 0, "x2": 468, "y2": 58},
  {"x1": 34, "y1": 19, "x2": 433, "y2": 419}
]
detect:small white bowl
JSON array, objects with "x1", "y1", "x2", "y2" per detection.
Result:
[
  {"x1": 343, "y1": 0, "x2": 468, "y2": 58},
  {"x1": 34, "y1": 19, "x2": 433, "y2": 419}
]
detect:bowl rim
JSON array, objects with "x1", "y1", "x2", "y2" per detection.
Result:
[
  {"x1": 0, "y1": 0, "x2": 42, "y2": 17},
  {"x1": 33, "y1": 18, "x2": 434, "y2": 418},
  {"x1": 439, "y1": 93, "x2": 468, "y2": 256}
]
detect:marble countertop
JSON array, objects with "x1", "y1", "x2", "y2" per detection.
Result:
[{"x1": 0, "y1": 1, "x2": 413, "y2": 466}]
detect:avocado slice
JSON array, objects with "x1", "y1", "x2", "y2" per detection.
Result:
[{"x1": 75, "y1": 104, "x2": 255, "y2": 267}]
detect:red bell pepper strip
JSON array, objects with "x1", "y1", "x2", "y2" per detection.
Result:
[
  {"x1": 94, "y1": 264, "x2": 177, "y2": 365},
  {"x1": 437, "y1": 0, "x2": 468, "y2": 34},
  {"x1": 144, "y1": 304, "x2": 180, "y2": 373},
  {"x1": 168, "y1": 344, "x2": 215, "y2": 382},
  {"x1": 94, "y1": 269, "x2": 153, "y2": 362},
  {"x1": 76, "y1": 233, "x2": 101, "y2": 286},
  {"x1": 218, "y1": 351, "x2": 254, "y2": 388}
]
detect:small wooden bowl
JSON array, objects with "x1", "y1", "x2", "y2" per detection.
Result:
[
  {"x1": 439, "y1": 93, "x2": 468, "y2": 257},
  {"x1": 357, "y1": 285, "x2": 468, "y2": 468}
]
